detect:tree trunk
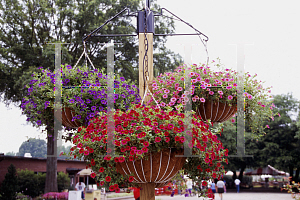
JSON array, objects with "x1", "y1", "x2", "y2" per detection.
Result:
[
  {"x1": 140, "y1": 183, "x2": 155, "y2": 200},
  {"x1": 232, "y1": 171, "x2": 237, "y2": 182},
  {"x1": 238, "y1": 162, "x2": 246, "y2": 182},
  {"x1": 289, "y1": 165, "x2": 294, "y2": 182},
  {"x1": 45, "y1": 126, "x2": 58, "y2": 193},
  {"x1": 295, "y1": 168, "x2": 299, "y2": 183}
]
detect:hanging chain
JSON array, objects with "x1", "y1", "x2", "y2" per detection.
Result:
[{"x1": 143, "y1": 7, "x2": 149, "y2": 92}]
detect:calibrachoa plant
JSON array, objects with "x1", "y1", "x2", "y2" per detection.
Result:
[
  {"x1": 42, "y1": 192, "x2": 68, "y2": 199},
  {"x1": 21, "y1": 64, "x2": 141, "y2": 129},
  {"x1": 148, "y1": 58, "x2": 278, "y2": 136},
  {"x1": 281, "y1": 178, "x2": 300, "y2": 200},
  {"x1": 69, "y1": 104, "x2": 227, "y2": 199}
]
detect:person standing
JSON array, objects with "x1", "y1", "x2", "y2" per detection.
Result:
[
  {"x1": 216, "y1": 179, "x2": 225, "y2": 200},
  {"x1": 75, "y1": 181, "x2": 86, "y2": 200},
  {"x1": 186, "y1": 179, "x2": 193, "y2": 197},
  {"x1": 210, "y1": 179, "x2": 216, "y2": 194},
  {"x1": 133, "y1": 187, "x2": 140, "y2": 200},
  {"x1": 234, "y1": 178, "x2": 241, "y2": 193}
]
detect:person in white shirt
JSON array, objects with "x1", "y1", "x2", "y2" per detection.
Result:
[
  {"x1": 234, "y1": 178, "x2": 241, "y2": 193},
  {"x1": 75, "y1": 181, "x2": 86, "y2": 200},
  {"x1": 216, "y1": 179, "x2": 225, "y2": 200},
  {"x1": 186, "y1": 179, "x2": 193, "y2": 197}
]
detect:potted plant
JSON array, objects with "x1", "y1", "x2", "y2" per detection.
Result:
[
  {"x1": 69, "y1": 104, "x2": 227, "y2": 199},
  {"x1": 147, "y1": 58, "x2": 277, "y2": 135},
  {"x1": 21, "y1": 64, "x2": 141, "y2": 130}
]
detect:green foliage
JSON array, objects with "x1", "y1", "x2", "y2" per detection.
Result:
[
  {"x1": 0, "y1": 164, "x2": 19, "y2": 200},
  {"x1": 17, "y1": 169, "x2": 70, "y2": 197},
  {"x1": 17, "y1": 169, "x2": 40, "y2": 198},
  {"x1": 5, "y1": 151, "x2": 16, "y2": 156},
  {"x1": 0, "y1": 0, "x2": 182, "y2": 106},
  {"x1": 16, "y1": 138, "x2": 47, "y2": 158},
  {"x1": 218, "y1": 93, "x2": 300, "y2": 182},
  {"x1": 57, "y1": 172, "x2": 70, "y2": 192}
]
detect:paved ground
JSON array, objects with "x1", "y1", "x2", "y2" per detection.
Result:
[
  {"x1": 104, "y1": 192, "x2": 292, "y2": 200},
  {"x1": 154, "y1": 193, "x2": 292, "y2": 200}
]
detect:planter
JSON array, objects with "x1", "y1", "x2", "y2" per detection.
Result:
[
  {"x1": 116, "y1": 148, "x2": 186, "y2": 188},
  {"x1": 54, "y1": 107, "x2": 82, "y2": 128},
  {"x1": 196, "y1": 100, "x2": 237, "y2": 123}
]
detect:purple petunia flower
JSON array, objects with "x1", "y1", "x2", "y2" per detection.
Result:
[
  {"x1": 120, "y1": 77, "x2": 125, "y2": 81},
  {"x1": 28, "y1": 88, "x2": 33, "y2": 93},
  {"x1": 91, "y1": 106, "x2": 96, "y2": 111},
  {"x1": 37, "y1": 120, "x2": 42, "y2": 125},
  {"x1": 69, "y1": 99, "x2": 75, "y2": 103},
  {"x1": 67, "y1": 65, "x2": 72, "y2": 69},
  {"x1": 44, "y1": 101, "x2": 50, "y2": 109}
]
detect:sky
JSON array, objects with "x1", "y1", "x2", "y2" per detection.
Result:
[{"x1": 1, "y1": 0, "x2": 300, "y2": 154}]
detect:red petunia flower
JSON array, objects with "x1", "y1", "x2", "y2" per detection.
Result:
[
  {"x1": 155, "y1": 137, "x2": 161, "y2": 143},
  {"x1": 109, "y1": 185, "x2": 115, "y2": 191},
  {"x1": 129, "y1": 176, "x2": 134, "y2": 182},
  {"x1": 114, "y1": 157, "x2": 119, "y2": 163},
  {"x1": 143, "y1": 141, "x2": 149, "y2": 147},
  {"x1": 202, "y1": 181, "x2": 207, "y2": 187},
  {"x1": 129, "y1": 156, "x2": 134, "y2": 161},
  {"x1": 119, "y1": 157, "x2": 125, "y2": 162},
  {"x1": 99, "y1": 167, "x2": 104, "y2": 173},
  {"x1": 90, "y1": 172, "x2": 96, "y2": 178},
  {"x1": 100, "y1": 181, "x2": 104, "y2": 186},
  {"x1": 165, "y1": 137, "x2": 170, "y2": 143},
  {"x1": 105, "y1": 176, "x2": 111, "y2": 182},
  {"x1": 175, "y1": 136, "x2": 180, "y2": 141}
]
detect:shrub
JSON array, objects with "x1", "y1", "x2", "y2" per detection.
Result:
[
  {"x1": 0, "y1": 164, "x2": 19, "y2": 200},
  {"x1": 17, "y1": 169, "x2": 40, "y2": 198},
  {"x1": 57, "y1": 172, "x2": 70, "y2": 192}
]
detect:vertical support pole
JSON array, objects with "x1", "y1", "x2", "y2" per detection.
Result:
[
  {"x1": 140, "y1": 183, "x2": 155, "y2": 200},
  {"x1": 139, "y1": 33, "x2": 153, "y2": 104},
  {"x1": 107, "y1": 41, "x2": 115, "y2": 157}
]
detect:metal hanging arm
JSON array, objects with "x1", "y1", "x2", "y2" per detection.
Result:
[{"x1": 82, "y1": 7, "x2": 132, "y2": 42}]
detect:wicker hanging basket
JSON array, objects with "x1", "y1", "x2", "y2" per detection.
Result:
[
  {"x1": 54, "y1": 107, "x2": 81, "y2": 128},
  {"x1": 196, "y1": 100, "x2": 237, "y2": 123},
  {"x1": 116, "y1": 148, "x2": 186, "y2": 188}
]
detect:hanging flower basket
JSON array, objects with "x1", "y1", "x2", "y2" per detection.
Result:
[
  {"x1": 116, "y1": 148, "x2": 186, "y2": 188},
  {"x1": 21, "y1": 64, "x2": 141, "y2": 129},
  {"x1": 196, "y1": 100, "x2": 237, "y2": 123},
  {"x1": 59, "y1": 107, "x2": 82, "y2": 128},
  {"x1": 148, "y1": 58, "x2": 277, "y2": 135}
]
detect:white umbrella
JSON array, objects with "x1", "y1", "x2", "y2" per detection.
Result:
[
  {"x1": 77, "y1": 168, "x2": 94, "y2": 188},
  {"x1": 225, "y1": 171, "x2": 234, "y2": 176}
]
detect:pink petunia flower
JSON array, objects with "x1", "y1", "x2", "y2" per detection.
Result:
[
  {"x1": 218, "y1": 91, "x2": 223, "y2": 95},
  {"x1": 177, "y1": 87, "x2": 183, "y2": 91},
  {"x1": 163, "y1": 94, "x2": 168, "y2": 99},
  {"x1": 228, "y1": 95, "x2": 233, "y2": 100},
  {"x1": 200, "y1": 98, "x2": 205, "y2": 103},
  {"x1": 209, "y1": 91, "x2": 214, "y2": 95},
  {"x1": 248, "y1": 94, "x2": 252, "y2": 99},
  {"x1": 231, "y1": 119, "x2": 235, "y2": 123},
  {"x1": 266, "y1": 125, "x2": 270, "y2": 128}
]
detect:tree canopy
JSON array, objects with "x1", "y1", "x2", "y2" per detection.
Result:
[
  {"x1": 16, "y1": 138, "x2": 47, "y2": 158},
  {"x1": 218, "y1": 93, "x2": 300, "y2": 182},
  {"x1": 0, "y1": 0, "x2": 182, "y2": 107}
]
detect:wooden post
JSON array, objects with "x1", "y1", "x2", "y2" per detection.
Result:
[
  {"x1": 139, "y1": 33, "x2": 153, "y2": 104},
  {"x1": 140, "y1": 183, "x2": 155, "y2": 200}
]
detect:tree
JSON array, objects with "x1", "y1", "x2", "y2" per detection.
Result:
[
  {"x1": 57, "y1": 172, "x2": 70, "y2": 192},
  {"x1": 0, "y1": 164, "x2": 19, "y2": 200},
  {"x1": 17, "y1": 169, "x2": 40, "y2": 198},
  {"x1": 218, "y1": 93, "x2": 300, "y2": 182},
  {"x1": 16, "y1": 138, "x2": 47, "y2": 158},
  {"x1": 5, "y1": 151, "x2": 16, "y2": 156},
  {"x1": 0, "y1": 0, "x2": 182, "y2": 193}
]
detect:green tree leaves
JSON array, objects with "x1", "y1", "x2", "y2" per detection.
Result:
[{"x1": 16, "y1": 138, "x2": 47, "y2": 158}]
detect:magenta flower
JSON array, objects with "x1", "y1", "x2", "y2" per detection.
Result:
[
  {"x1": 228, "y1": 95, "x2": 233, "y2": 100},
  {"x1": 155, "y1": 137, "x2": 161, "y2": 143},
  {"x1": 200, "y1": 98, "x2": 205, "y2": 103},
  {"x1": 218, "y1": 91, "x2": 223, "y2": 95},
  {"x1": 248, "y1": 94, "x2": 252, "y2": 99},
  {"x1": 171, "y1": 97, "x2": 177, "y2": 102},
  {"x1": 231, "y1": 119, "x2": 235, "y2": 123},
  {"x1": 209, "y1": 91, "x2": 214, "y2": 95},
  {"x1": 177, "y1": 87, "x2": 183, "y2": 91},
  {"x1": 266, "y1": 125, "x2": 270, "y2": 128},
  {"x1": 226, "y1": 86, "x2": 232, "y2": 89},
  {"x1": 163, "y1": 94, "x2": 168, "y2": 99}
]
